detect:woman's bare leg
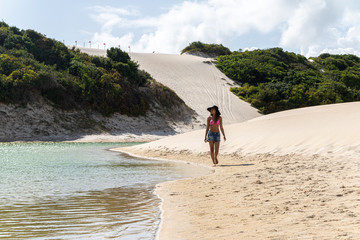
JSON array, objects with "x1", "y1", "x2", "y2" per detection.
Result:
[
  {"x1": 215, "y1": 141, "x2": 220, "y2": 164},
  {"x1": 209, "y1": 141, "x2": 216, "y2": 165}
]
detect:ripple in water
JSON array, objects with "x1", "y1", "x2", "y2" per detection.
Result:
[{"x1": 0, "y1": 142, "x2": 210, "y2": 239}]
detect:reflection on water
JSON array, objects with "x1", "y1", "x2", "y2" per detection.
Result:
[
  {"x1": 0, "y1": 142, "x2": 210, "y2": 239},
  {"x1": 1, "y1": 186, "x2": 159, "y2": 239}
]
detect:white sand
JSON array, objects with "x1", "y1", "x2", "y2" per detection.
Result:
[
  {"x1": 129, "y1": 53, "x2": 261, "y2": 124},
  {"x1": 114, "y1": 102, "x2": 360, "y2": 239}
]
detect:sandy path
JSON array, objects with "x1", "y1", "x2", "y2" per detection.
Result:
[{"x1": 114, "y1": 102, "x2": 360, "y2": 240}]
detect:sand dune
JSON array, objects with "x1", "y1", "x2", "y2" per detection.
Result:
[
  {"x1": 129, "y1": 53, "x2": 261, "y2": 124},
  {"x1": 115, "y1": 102, "x2": 360, "y2": 240},
  {"x1": 78, "y1": 47, "x2": 261, "y2": 124}
]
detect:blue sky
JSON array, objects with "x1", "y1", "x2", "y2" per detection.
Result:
[{"x1": 1, "y1": 0, "x2": 360, "y2": 57}]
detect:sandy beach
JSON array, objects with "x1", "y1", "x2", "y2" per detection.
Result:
[{"x1": 114, "y1": 102, "x2": 360, "y2": 240}]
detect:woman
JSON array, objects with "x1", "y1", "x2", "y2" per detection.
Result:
[{"x1": 204, "y1": 105, "x2": 226, "y2": 166}]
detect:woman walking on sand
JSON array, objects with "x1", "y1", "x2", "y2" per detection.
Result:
[{"x1": 204, "y1": 105, "x2": 226, "y2": 166}]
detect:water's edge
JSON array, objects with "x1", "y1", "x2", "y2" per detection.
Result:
[{"x1": 110, "y1": 148, "x2": 214, "y2": 240}]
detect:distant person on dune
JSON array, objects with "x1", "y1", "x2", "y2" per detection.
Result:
[{"x1": 204, "y1": 105, "x2": 226, "y2": 167}]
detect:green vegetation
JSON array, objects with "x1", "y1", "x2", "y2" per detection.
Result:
[
  {"x1": 216, "y1": 48, "x2": 360, "y2": 114},
  {"x1": 181, "y1": 41, "x2": 231, "y2": 57},
  {"x1": 0, "y1": 21, "x2": 184, "y2": 116}
]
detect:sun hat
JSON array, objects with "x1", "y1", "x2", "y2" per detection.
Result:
[{"x1": 207, "y1": 105, "x2": 221, "y2": 116}]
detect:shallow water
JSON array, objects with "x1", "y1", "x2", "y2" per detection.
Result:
[{"x1": 0, "y1": 142, "x2": 210, "y2": 239}]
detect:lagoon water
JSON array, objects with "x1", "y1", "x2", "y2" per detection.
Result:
[{"x1": 0, "y1": 142, "x2": 210, "y2": 239}]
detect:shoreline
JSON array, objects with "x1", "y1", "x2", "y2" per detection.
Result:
[
  {"x1": 111, "y1": 148, "x2": 215, "y2": 240},
  {"x1": 112, "y1": 147, "x2": 260, "y2": 239},
  {"x1": 112, "y1": 148, "x2": 360, "y2": 239},
  {"x1": 0, "y1": 133, "x2": 168, "y2": 143}
]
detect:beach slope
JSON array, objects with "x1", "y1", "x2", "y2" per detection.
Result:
[{"x1": 116, "y1": 102, "x2": 360, "y2": 239}]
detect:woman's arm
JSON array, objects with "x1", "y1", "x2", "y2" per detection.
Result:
[
  {"x1": 204, "y1": 117, "x2": 210, "y2": 142},
  {"x1": 220, "y1": 117, "x2": 226, "y2": 141}
]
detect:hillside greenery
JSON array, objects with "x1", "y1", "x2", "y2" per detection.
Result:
[
  {"x1": 0, "y1": 21, "x2": 184, "y2": 116},
  {"x1": 216, "y1": 48, "x2": 360, "y2": 114},
  {"x1": 181, "y1": 41, "x2": 231, "y2": 57}
]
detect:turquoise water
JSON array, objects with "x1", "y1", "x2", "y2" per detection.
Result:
[{"x1": 0, "y1": 142, "x2": 210, "y2": 239}]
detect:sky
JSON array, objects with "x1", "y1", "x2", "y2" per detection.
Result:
[{"x1": 0, "y1": 0, "x2": 360, "y2": 57}]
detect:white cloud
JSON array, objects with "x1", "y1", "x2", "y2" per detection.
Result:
[
  {"x1": 89, "y1": 5, "x2": 139, "y2": 32},
  {"x1": 91, "y1": 32, "x2": 134, "y2": 50},
  {"x1": 89, "y1": 0, "x2": 360, "y2": 57},
  {"x1": 279, "y1": 0, "x2": 356, "y2": 57}
]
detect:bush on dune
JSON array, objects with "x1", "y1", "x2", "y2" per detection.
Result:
[
  {"x1": 215, "y1": 47, "x2": 360, "y2": 114},
  {"x1": 0, "y1": 21, "x2": 183, "y2": 117},
  {"x1": 181, "y1": 41, "x2": 231, "y2": 57}
]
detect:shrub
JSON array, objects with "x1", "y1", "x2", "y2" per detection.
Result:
[
  {"x1": 181, "y1": 41, "x2": 231, "y2": 57},
  {"x1": 107, "y1": 47, "x2": 130, "y2": 63},
  {"x1": 223, "y1": 48, "x2": 360, "y2": 114},
  {"x1": 0, "y1": 21, "x2": 185, "y2": 117}
]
